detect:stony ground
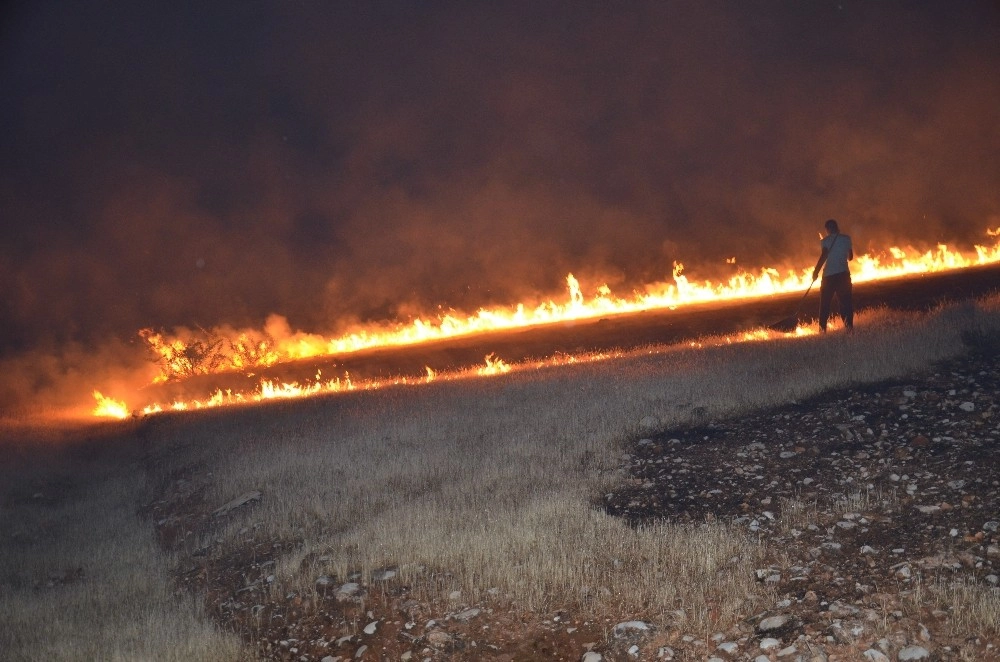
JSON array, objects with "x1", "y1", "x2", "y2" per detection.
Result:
[{"x1": 149, "y1": 350, "x2": 1000, "y2": 661}]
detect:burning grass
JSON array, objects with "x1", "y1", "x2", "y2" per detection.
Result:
[{"x1": 2, "y1": 294, "x2": 1000, "y2": 659}]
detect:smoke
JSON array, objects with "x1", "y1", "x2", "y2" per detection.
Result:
[{"x1": 1, "y1": 1, "x2": 999, "y2": 412}]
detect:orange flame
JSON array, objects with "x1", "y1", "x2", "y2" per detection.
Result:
[
  {"x1": 89, "y1": 229, "x2": 1000, "y2": 419},
  {"x1": 92, "y1": 391, "x2": 130, "y2": 420}
]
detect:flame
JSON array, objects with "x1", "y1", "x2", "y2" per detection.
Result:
[
  {"x1": 93, "y1": 391, "x2": 130, "y2": 419},
  {"x1": 87, "y1": 229, "x2": 1000, "y2": 419},
  {"x1": 136, "y1": 230, "x2": 1000, "y2": 385}
]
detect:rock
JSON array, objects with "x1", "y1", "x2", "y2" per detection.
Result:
[
  {"x1": 897, "y1": 645, "x2": 930, "y2": 660},
  {"x1": 426, "y1": 630, "x2": 452, "y2": 647},
  {"x1": 613, "y1": 621, "x2": 652, "y2": 637},
  {"x1": 453, "y1": 607, "x2": 481, "y2": 622},
  {"x1": 640, "y1": 415, "x2": 660, "y2": 430},
  {"x1": 354, "y1": 645, "x2": 367, "y2": 658},
  {"x1": 760, "y1": 637, "x2": 781, "y2": 650},
  {"x1": 371, "y1": 567, "x2": 397, "y2": 581},
  {"x1": 758, "y1": 614, "x2": 791, "y2": 632},
  {"x1": 363, "y1": 621, "x2": 377, "y2": 635},
  {"x1": 862, "y1": 650, "x2": 890, "y2": 662},
  {"x1": 581, "y1": 653, "x2": 603, "y2": 662},
  {"x1": 212, "y1": 490, "x2": 262, "y2": 517}
]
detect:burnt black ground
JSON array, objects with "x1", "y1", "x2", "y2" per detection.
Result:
[{"x1": 604, "y1": 345, "x2": 1000, "y2": 659}]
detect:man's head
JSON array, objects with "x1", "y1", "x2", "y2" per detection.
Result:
[{"x1": 824, "y1": 219, "x2": 840, "y2": 234}]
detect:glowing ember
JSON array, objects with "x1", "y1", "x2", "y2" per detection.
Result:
[{"x1": 88, "y1": 230, "x2": 1000, "y2": 419}]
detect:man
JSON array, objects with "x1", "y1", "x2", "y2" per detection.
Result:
[{"x1": 812, "y1": 218, "x2": 854, "y2": 332}]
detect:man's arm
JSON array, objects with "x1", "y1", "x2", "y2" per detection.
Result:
[{"x1": 812, "y1": 248, "x2": 828, "y2": 281}]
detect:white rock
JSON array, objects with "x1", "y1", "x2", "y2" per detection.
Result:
[
  {"x1": 426, "y1": 630, "x2": 452, "y2": 647},
  {"x1": 776, "y1": 644, "x2": 797, "y2": 657},
  {"x1": 754, "y1": 656, "x2": 771, "y2": 662},
  {"x1": 628, "y1": 645, "x2": 640, "y2": 656},
  {"x1": 897, "y1": 645, "x2": 930, "y2": 660},
  {"x1": 640, "y1": 415, "x2": 660, "y2": 430},
  {"x1": 371, "y1": 567, "x2": 397, "y2": 581},
  {"x1": 582, "y1": 652, "x2": 603, "y2": 662},
  {"x1": 354, "y1": 645, "x2": 367, "y2": 659},
  {"x1": 959, "y1": 401, "x2": 975, "y2": 411},
  {"x1": 212, "y1": 490, "x2": 262, "y2": 517},
  {"x1": 758, "y1": 614, "x2": 791, "y2": 631},
  {"x1": 337, "y1": 582, "x2": 360, "y2": 596},
  {"x1": 862, "y1": 650, "x2": 890, "y2": 662},
  {"x1": 453, "y1": 607, "x2": 481, "y2": 622},
  {"x1": 717, "y1": 641, "x2": 738, "y2": 653},
  {"x1": 613, "y1": 620, "x2": 652, "y2": 637},
  {"x1": 760, "y1": 637, "x2": 781, "y2": 650},
  {"x1": 363, "y1": 621, "x2": 377, "y2": 635}
]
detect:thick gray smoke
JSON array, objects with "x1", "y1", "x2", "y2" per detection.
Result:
[{"x1": 2, "y1": 0, "x2": 999, "y2": 362}]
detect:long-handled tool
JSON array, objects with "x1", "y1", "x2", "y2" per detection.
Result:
[{"x1": 768, "y1": 278, "x2": 817, "y2": 332}]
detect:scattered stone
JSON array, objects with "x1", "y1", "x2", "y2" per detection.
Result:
[
  {"x1": 370, "y1": 566, "x2": 397, "y2": 581},
  {"x1": 452, "y1": 607, "x2": 481, "y2": 622},
  {"x1": 613, "y1": 620, "x2": 652, "y2": 637},
  {"x1": 758, "y1": 614, "x2": 791, "y2": 632},
  {"x1": 212, "y1": 490, "x2": 262, "y2": 517},
  {"x1": 717, "y1": 641, "x2": 738, "y2": 654},
  {"x1": 897, "y1": 645, "x2": 930, "y2": 660},
  {"x1": 426, "y1": 630, "x2": 452, "y2": 647},
  {"x1": 335, "y1": 582, "x2": 361, "y2": 601}
]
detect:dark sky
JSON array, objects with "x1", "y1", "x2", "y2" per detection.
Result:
[{"x1": 2, "y1": 0, "x2": 999, "y2": 357}]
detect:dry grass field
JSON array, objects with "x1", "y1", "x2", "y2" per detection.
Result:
[{"x1": 2, "y1": 296, "x2": 999, "y2": 661}]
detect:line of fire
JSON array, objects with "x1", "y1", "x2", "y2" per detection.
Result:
[{"x1": 91, "y1": 230, "x2": 1000, "y2": 420}]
